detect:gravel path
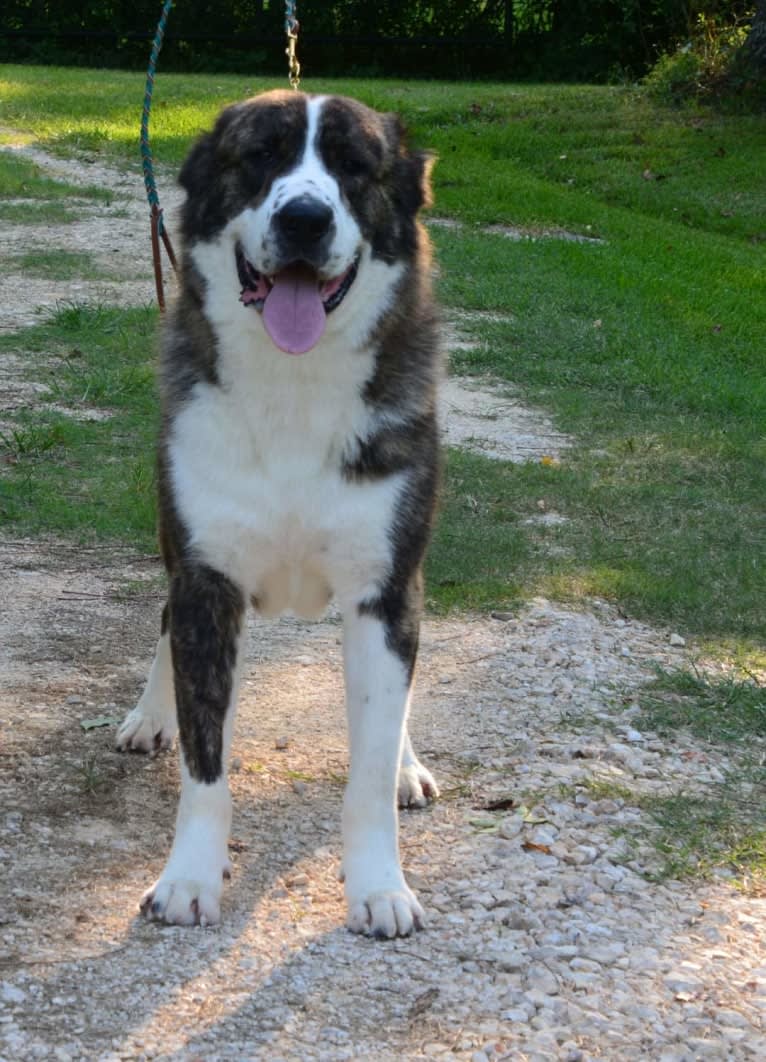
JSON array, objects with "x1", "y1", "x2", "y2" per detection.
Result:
[{"x1": 0, "y1": 137, "x2": 764, "y2": 1061}]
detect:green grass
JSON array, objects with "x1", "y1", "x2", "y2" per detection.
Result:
[
  {"x1": 639, "y1": 668, "x2": 766, "y2": 744},
  {"x1": 0, "y1": 304, "x2": 157, "y2": 548},
  {"x1": 0, "y1": 145, "x2": 115, "y2": 225},
  {"x1": 573, "y1": 758, "x2": 765, "y2": 887},
  {"x1": 634, "y1": 668, "x2": 764, "y2": 883},
  {"x1": 0, "y1": 149, "x2": 113, "y2": 203},
  {"x1": 0, "y1": 200, "x2": 81, "y2": 224},
  {"x1": 0, "y1": 421, "x2": 68, "y2": 458},
  {"x1": 1, "y1": 67, "x2": 763, "y2": 238},
  {"x1": 642, "y1": 774, "x2": 766, "y2": 886},
  {"x1": 5, "y1": 249, "x2": 105, "y2": 280}
]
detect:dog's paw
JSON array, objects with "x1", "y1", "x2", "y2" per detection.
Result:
[
  {"x1": 397, "y1": 761, "x2": 440, "y2": 808},
  {"x1": 346, "y1": 886, "x2": 425, "y2": 939},
  {"x1": 140, "y1": 867, "x2": 228, "y2": 927},
  {"x1": 116, "y1": 703, "x2": 177, "y2": 754}
]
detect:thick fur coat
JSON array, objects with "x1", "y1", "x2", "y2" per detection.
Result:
[{"x1": 117, "y1": 91, "x2": 442, "y2": 938}]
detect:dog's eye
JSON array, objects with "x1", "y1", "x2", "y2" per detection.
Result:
[
  {"x1": 245, "y1": 142, "x2": 279, "y2": 167},
  {"x1": 341, "y1": 155, "x2": 369, "y2": 178}
]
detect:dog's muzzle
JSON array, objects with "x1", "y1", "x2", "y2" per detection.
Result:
[
  {"x1": 274, "y1": 196, "x2": 335, "y2": 261},
  {"x1": 237, "y1": 195, "x2": 359, "y2": 356}
]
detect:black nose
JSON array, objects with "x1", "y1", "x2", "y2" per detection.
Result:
[{"x1": 275, "y1": 196, "x2": 334, "y2": 244}]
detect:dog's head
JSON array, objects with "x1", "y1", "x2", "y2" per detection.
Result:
[{"x1": 179, "y1": 90, "x2": 433, "y2": 355}]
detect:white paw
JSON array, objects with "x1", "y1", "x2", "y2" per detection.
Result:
[
  {"x1": 346, "y1": 885, "x2": 425, "y2": 938},
  {"x1": 140, "y1": 870, "x2": 225, "y2": 927},
  {"x1": 116, "y1": 702, "x2": 177, "y2": 754},
  {"x1": 397, "y1": 761, "x2": 440, "y2": 808}
]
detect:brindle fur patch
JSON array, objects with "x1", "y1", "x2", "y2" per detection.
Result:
[
  {"x1": 179, "y1": 90, "x2": 309, "y2": 245},
  {"x1": 169, "y1": 565, "x2": 244, "y2": 784}
]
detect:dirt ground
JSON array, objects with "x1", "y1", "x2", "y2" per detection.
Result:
[{"x1": 0, "y1": 138, "x2": 764, "y2": 1061}]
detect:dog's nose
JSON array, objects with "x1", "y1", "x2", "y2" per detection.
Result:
[{"x1": 275, "y1": 196, "x2": 334, "y2": 244}]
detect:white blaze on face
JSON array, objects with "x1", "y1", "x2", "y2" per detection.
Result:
[
  {"x1": 229, "y1": 97, "x2": 363, "y2": 355},
  {"x1": 191, "y1": 93, "x2": 405, "y2": 360}
]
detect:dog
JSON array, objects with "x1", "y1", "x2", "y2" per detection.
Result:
[{"x1": 116, "y1": 90, "x2": 442, "y2": 939}]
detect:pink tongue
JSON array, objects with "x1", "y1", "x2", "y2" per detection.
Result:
[{"x1": 262, "y1": 264, "x2": 326, "y2": 355}]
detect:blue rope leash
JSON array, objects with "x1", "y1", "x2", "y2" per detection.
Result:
[
  {"x1": 285, "y1": 0, "x2": 299, "y2": 35},
  {"x1": 140, "y1": 0, "x2": 173, "y2": 232}
]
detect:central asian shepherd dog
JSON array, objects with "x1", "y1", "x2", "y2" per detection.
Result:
[{"x1": 116, "y1": 90, "x2": 443, "y2": 939}]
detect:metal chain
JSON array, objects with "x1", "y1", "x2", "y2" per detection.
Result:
[{"x1": 285, "y1": 0, "x2": 301, "y2": 89}]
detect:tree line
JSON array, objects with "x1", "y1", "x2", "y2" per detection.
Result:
[{"x1": 0, "y1": 1, "x2": 760, "y2": 83}]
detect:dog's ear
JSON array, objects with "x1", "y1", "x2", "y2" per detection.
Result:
[
  {"x1": 179, "y1": 105, "x2": 242, "y2": 197},
  {"x1": 178, "y1": 131, "x2": 216, "y2": 199},
  {"x1": 384, "y1": 114, "x2": 436, "y2": 215},
  {"x1": 410, "y1": 149, "x2": 436, "y2": 211}
]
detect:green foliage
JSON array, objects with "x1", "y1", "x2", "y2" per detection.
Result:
[
  {"x1": 645, "y1": 7, "x2": 765, "y2": 107},
  {"x1": 645, "y1": 49, "x2": 706, "y2": 104},
  {"x1": 0, "y1": 0, "x2": 757, "y2": 81}
]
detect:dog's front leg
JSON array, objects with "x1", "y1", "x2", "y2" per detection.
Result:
[
  {"x1": 140, "y1": 565, "x2": 244, "y2": 927},
  {"x1": 341, "y1": 592, "x2": 425, "y2": 938}
]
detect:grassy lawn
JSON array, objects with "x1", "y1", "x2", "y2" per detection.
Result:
[
  {"x1": 0, "y1": 63, "x2": 764, "y2": 883},
  {"x1": 0, "y1": 148, "x2": 114, "y2": 222},
  {"x1": 0, "y1": 66, "x2": 764, "y2": 652},
  {"x1": 0, "y1": 304, "x2": 158, "y2": 545}
]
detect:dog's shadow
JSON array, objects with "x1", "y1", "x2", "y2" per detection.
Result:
[{"x1": 112, "y1": 775, "x2": 444, "y2": 1055}]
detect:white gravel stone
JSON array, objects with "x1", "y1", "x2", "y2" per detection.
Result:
[
  {"x1": 663, "y1": 971, "x2": 705, "y2": 994},
  {"x1": 498, "y1": 814, "x2": 525, "y2": 839},
  {"x1": 1, "y1": 982, "x2": 26, "y2": 1004}
]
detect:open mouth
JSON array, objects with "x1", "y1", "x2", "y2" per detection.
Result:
[{"x1": 236, "y1": 243, "x2": 360, "y2": 355}]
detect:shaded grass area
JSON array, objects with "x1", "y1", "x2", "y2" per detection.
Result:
[
  {"x1": 0, "y1": 148, "x2": 112, "y2": 203},
  {"x1": 639, "y1": 668, "x2": 766, "y2": 744},
  {"x1": 0, "y1": 200, "x2": 81, "y2": 224},
  {"x1": 2, "y1": 299, "x2": 762, "y2": 659},
  {"x1": 638, "y1": 669, "x2": 765, "y2": 883},
  {"x1": 5, "y1": 249, "x2": 105, "y2": 280},
  {"x1": 0, "y1": 146, "x2": 114, "y2": 224},
  {"x1": 0, "y1": 68, "x2": 762, "y2": 650},
  {"x1": 6, "y1": 66, "x2": 755, "y2": 641},
  {"x1": 642, "y1": 775, "x2": 766, "y2": 887},
  {"x1": 574, "y1": 686, "x2": 766, "y2": 886},
  {"x1": 435, "y1": 225, "x2": 765, "y2": 651},
  {"x1": 0, "y1": 305, "x2": 157, "y2": 549}
]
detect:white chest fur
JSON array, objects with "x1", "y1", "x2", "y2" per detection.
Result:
[
  {"x1": 168, "y1": 337, "x2": 405, "y2": 618},
  {"x1": 169, "y1": 141, "x2": 411, "y2": 618}
]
